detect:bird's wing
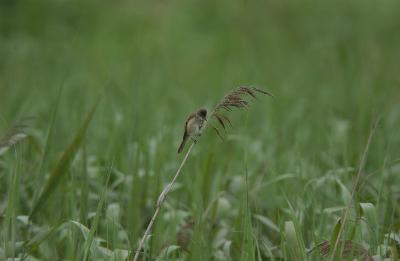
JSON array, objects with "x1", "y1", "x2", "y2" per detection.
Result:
[{"x1": 184, "y1": 112, "x2": 196, "y2": 128}]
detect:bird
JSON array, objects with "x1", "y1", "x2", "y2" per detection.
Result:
[{"x1": 178, "y1": 108, "x2": 208, "y2": 154}]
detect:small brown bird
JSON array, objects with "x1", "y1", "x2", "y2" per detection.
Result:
[{"x1": 178, "y1": 108, "x2": 207, "y2": 153}]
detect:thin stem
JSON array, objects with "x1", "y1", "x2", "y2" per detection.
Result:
[
  {"x1": 329, "y1": 117, "x2": 379, "y2": 260},
  {"x1": 132, "y1": 142, "x2": 195, "y2": 261},
  {"x1": 156, "y1": 143, "x2": 195, "y2": 207},
  {"x1": 132, "y1": 105, "x2": 219, "y2": 261},
  {"x1": 132, "y1": 207, "x2": 160, "y2": 261}
]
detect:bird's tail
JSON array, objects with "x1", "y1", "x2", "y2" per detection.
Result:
[{"x1": 177, "y1": 135, "x2": 188, "y2": 154}]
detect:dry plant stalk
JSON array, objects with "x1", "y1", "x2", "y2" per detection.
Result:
[{"x1": 132, "y1": 86, "x2": 273, "y2": 261}]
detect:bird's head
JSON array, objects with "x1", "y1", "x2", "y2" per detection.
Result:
[{"x1": 197, "y1": 108, "x2": 207, "y2": 119}]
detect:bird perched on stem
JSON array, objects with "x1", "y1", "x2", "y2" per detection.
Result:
[{"x1": 178, "y1": 108, "x2": 207, "y2": 153}]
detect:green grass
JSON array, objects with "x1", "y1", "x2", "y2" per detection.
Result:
[{"x1": 1, "y1": 0, "x2": 400, "y2": 260}]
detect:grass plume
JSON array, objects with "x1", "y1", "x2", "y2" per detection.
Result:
[
  {"x1": 211, "y1": 86, "x2": 273, "y2": 138},
  {"x1": 0, "y1": 117, "x2": 34, "y2": 156}
]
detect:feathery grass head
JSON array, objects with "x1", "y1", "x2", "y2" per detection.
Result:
[
  {"x1": 0, "y1": 117, "x2": 34, "y2": 156},
  {"x1": 210, "y1": 86, "x2": 273, "y2": 138}
]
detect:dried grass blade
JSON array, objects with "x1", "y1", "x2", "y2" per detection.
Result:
[
  {"x1": 239, "y1": 86, "x2": 257, "y2": 99},
  {"x1": 219, "y1": 114, "x2": 232, "y2": 127},
  {"x1": 251, "y1": 87, "x2": 274, "y2": 97},
  {"x1": 226, "y1": 103, "x2": 248, "y2": 109},
  {"x1": 213, "y1": 113, "x2": 226, "y2": 130},
  {"x1": 218, "y1": 104, "x2": 232, "y2": 112},
  {"x1": 226, "y1": 95, "x2": 245, "y2": 102},
  {"x1": 211, "y1": 125, "x2": 224, "y2": 140}
]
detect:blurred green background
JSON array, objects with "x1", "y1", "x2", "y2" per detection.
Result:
[{"x1": 1, "y1": 0, "x2": 399, "y2": 260}]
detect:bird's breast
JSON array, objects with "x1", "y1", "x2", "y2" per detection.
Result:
[{"x1": 187, "y1": 117, "x2": 202, "y2": 136}]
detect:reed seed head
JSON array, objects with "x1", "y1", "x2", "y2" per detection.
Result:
[{"x1": 210, "y1": 86, "x2": 273, "y2": 138}]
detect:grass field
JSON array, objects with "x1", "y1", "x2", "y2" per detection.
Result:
[{"x1": 1, "y1": 1, "x2": 400, "y2": 260}]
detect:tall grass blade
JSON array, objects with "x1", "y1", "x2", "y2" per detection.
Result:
[
  {"x1": 359, "y1": 202, "x2": 378, "y2": 247},
  {"x1": 284, "y1": 221, "x2": 307, "y2": 260},
  {"x1": 23, "y1": 223, "x2": 63, "y2": 256},
  {"x1": 30, "y1": 99, "x2": 100, "y2": 218},
  {"x1": 254, "y1": 214, "x2": 280, "y2": 232},
  {"x1": 328, "y1": 218, "x2": 342, "y2": 258},
  {"x1": 79, "y1": 144, "x2": 89, "y2": 225},
  {"x1": 82, "y1": 164, "x2": 111, "y2": 261},
  {"x1": 32, "y1": 87, "x2": 63, "y2": 205},
  {"x1": 329, "y1": 117, "x2": 380, "y2": 260},
  {"x1": 4, "y1": 149, "x2": 22, "y2": 258}
]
